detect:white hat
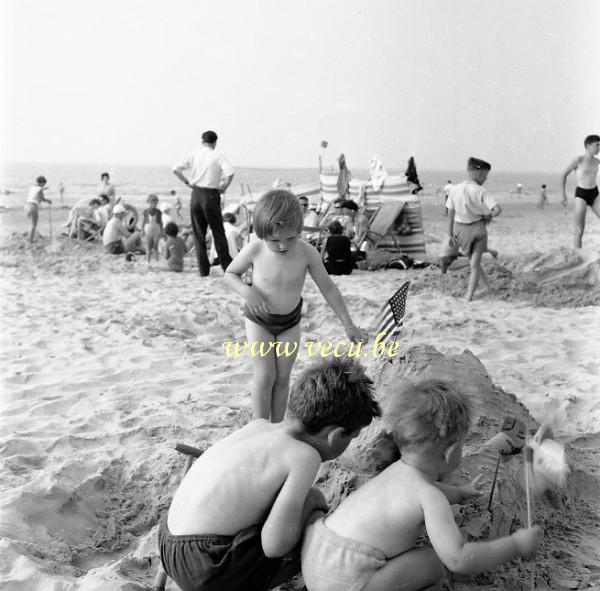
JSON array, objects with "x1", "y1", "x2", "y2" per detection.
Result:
[
  {"x1": 160, "y1": 202, "x2": 172, "y2": 213},
  {"x1": 113, "y1": 203, "x2": 126, "y2": 214}
]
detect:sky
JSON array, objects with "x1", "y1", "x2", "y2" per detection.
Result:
[{"x1": 1, "y1": 0, "x2": 599, "y2": 171}]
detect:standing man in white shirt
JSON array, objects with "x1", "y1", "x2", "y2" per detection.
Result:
[{"x1": 173, "y1": 130, "x2": 235, "y2": 276}]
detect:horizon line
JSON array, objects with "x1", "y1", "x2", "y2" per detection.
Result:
[{"x1": 0, "y1": 160, "x2": 559, "y2": 176}]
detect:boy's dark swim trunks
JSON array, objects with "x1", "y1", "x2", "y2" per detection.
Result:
[
  {"x1": 575, "y1": 186, "x2": 599, "y2": 207},
  {"x1": 158, "y1": 517, "x2": 298, "y2": 591},
  {"x1": 243, "y1": 299, "x2": 302, "y2": 337}
]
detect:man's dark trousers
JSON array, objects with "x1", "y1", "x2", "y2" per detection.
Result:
[{"x1": 190, "y1": 187, "x2": 233, "y2": 276}]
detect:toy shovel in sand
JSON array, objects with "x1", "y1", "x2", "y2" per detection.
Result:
[{"x1": 486, "y1": 416, "x2": 526, "y2": 511}]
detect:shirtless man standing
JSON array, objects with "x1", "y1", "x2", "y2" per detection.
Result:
[{"x1": 561, "y1": 134, "x2": 600, "y2": 248}]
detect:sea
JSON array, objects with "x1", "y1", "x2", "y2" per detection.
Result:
[{"x1": 0, "y1": 161, "x2": 565, "y2": 212}]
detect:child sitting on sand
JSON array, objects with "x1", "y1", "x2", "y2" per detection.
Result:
[
  {"x1": 159, "y1": 358, "x2": 381, "y2": 591},
  {"x1": 301, "y1": 379, "x2": 542, "y2": 591},
  {"x1": 447, "y1": 157, "x2": 501, "y2": 300},
  {"x1": 164, "y1": 221, "x2": 188, "y2": 272},
  {"x1": 225, "y1": 190, "x2": 366, "y2": 422},
  {"x1": 140, "y1": 193, "x2": 164, "y2": 264},
  {"x1": 24, "y1": 176, "x2": 51, "y2": 243}
]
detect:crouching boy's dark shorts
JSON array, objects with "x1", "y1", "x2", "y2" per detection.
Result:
[{"x1": 158, "y1": 516, "x2": 299, "y2": 591}]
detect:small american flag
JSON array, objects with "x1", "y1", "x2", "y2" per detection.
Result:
[{"x1": 373, "y1": 281, "x2": 410, "y2": 343}]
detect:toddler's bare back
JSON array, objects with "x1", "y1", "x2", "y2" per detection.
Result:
[{"x1": 326, "y1": 461, "x2": 439, "y2": 557}]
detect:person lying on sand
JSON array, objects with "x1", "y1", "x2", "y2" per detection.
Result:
[
  {"x1": 560, "y1": 134, "x2": 600, "y2": 248},
  {"x1": 159, "y1": 359, "x2": 381, "y2": 591},
  {"x1": 447, "y1": 157, "x2": 501, "y2": 300},
  {"x1": 301, "y1": 379, "x2": 542, "y2": 591},
  {"x1": 225, "y1": 190, "x2": 366, "y2": 423}
]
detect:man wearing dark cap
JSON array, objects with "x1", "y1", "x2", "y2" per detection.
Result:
[
  {"x1": 447, "y1": 157, "x2": 502, "y2": 301},
  {"x1": 173, "y1": 131, "x2": 235, "y2": 276}
]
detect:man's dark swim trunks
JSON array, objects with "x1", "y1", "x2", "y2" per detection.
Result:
[
  {"x1": 575, "y1": 186, "x2": 599, "y2": 207},
  {"x1": 158, "y1": 517, "x2": 298, "y2": 591},
  {"x1": 243, "y1": 299, "x2": 302, "y2": 336}
]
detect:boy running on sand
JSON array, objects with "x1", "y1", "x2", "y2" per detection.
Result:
[
  {"x1": 225, "y1": 190, "x2": 366, "y2": 422},
  {"x1": 159, "y1": 359, "x2": 381, "y2": 591},
  {"x1": 447, "y1": 157, "x2": 501, "y2": 301},
  {"x1": 25, "y1": 176, "x2": 51, "y2": 243},
  {"x1": 302, "y1": 380, "x2": 542, "y2": 591},
  {"x1": 560, "y1": 134, "x2": 600, "y2": 248}
]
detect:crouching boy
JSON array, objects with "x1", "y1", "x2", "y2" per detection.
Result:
[
  {"x1": 159, "y1": 358, "x2": 381, "y2": 591},
  {"x1": 302, "y1": 380, "x2": 542, "y2": 591}
]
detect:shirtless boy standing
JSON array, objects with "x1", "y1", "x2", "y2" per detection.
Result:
[
  {"x1": 561, "y1": 134, "x2": 600, "y2": 248},
  {"x1": 225, "y1": 190, "x2": 366, "y2": 422}
]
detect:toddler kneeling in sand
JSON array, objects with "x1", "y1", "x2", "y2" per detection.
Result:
[
  {"x1": 301, "y1": 379, "x2": 542, "y2": 591},
  {"x1": 159, "y1": 359, "x2": 381, "y2": 591}
]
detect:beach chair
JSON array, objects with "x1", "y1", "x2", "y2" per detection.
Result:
[
  {"x1": 152, "y1": 443, "x2": 205, "y2": 591},
  {"x1": 370, "y1": 281, "x2": 411, "y2": 345},
  {"x1": 355, "y1": 202, "x2": 405, "y2": 251},
  {"x1": 349, "y1": 176, "x2": 426, "y2": 257}
]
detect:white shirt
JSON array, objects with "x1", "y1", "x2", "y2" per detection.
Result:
[
  {"x1": 102, "y1": 217, "x2": 130, "y2": 245},
  {"x1": 444, "y1": 183, "x2": 453, "y2": 197},
  {"x1": 27, "y1": 186, "x2": 45, "y2": 204},
  {"x1": 173, "y1": 146, "x2": 234, "y2": 189},
  {"x1": 447, "y1": 180, "x2": 497, "y2": 224}
]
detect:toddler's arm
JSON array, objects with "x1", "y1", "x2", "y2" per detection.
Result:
[
  {"x1": 305, "y1": 243, "x2": 366, "y2": 342},
  {"x1": 261, "y1": 448, "x2": 322, "y2": 558},
  {"x1": 434, "y1": 475, "x2": 483, "y2": 504},
  {"x1": 423, "y1": 487, "x2": 542, "y2": 575}
]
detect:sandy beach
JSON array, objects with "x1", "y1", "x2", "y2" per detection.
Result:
[{"x1": 1, "y1": 190, "x2": 599, "y2": 590}]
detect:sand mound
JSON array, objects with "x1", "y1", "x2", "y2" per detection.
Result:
[{"x1": 411, "y1": 247, "x2": 600, "y2": 307}]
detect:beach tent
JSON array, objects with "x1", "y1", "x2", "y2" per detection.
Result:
[{"x1": 349, "y1": 175, "x2": 426, "y2": 257}]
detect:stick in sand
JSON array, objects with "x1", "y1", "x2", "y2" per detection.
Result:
[
  {"x1": 48, "y1": 203, "x2": 53, "y2": 240},
  {"x1": 524, "y1": 444, "x2": 535, "y2": 590}
]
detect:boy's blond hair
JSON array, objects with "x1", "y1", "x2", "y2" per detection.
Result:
[
  {"x1": 386, "y1": 380, "x2": 471, "y2": 452},
  {"x1": 252, "y1": 190, "x2": 304, "y2": 239}
]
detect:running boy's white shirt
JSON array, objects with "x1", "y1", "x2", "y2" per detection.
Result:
[
  {"x1": 27, "y1": 186, "x2": 45, "y2": 204},
  {"x1": 446, "y1": 180, "x2": 498, "y2": 224}
]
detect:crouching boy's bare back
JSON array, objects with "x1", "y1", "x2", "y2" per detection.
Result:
[{"x1": 168, "y1": 419, "x2": 322, "y2": 540}]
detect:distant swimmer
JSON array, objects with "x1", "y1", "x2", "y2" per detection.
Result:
[
  {"x1": 537, "y1": 184, "x2": 549, "y2": 210},
  {"x1": 561, "y1": 134, "x2": 600, "y2": 248}
]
